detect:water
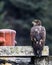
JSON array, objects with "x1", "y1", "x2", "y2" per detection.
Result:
[
  {"x1": 17, "y1": 60, "x2": 52, "y2": 65},
  {"x1": 12, "y1": 58, "x2": 52, "y2": 65},
  {"x1": 49, "y1": 61, "x2": 52, "y2": 65},
  {"x1": 15, "y1": 57, "x2": 52, "y2": 65},
  {"x1": 0, "y1": 57, "x2": 52, "y2": 65}
]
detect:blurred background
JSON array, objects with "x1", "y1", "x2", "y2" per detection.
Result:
[{"x1": 0, "y1": 0, "x2": 52, "y2": 55}]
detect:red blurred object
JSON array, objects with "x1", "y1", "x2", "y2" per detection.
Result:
[
  {"x1": 0, "y1": 37, "x2": 5, "y2": 42},
  {"x1": 0, "y1": 37, "x2": 5, "y2": 46},
  {"x1": 0, "y1": 29, "x2": 16, "y2": 46}
]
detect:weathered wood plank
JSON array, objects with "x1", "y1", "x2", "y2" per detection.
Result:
[{"x1": 0, "y1": 46, "x2": 49, "y2": 56}]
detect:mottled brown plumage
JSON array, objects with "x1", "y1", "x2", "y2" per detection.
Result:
[{"x1": 30, "y1": 19, "x2": 46, "y2": 56}]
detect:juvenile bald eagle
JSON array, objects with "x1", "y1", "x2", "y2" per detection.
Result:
[{"x1": 30, "y1": 20, "x2": 46, "y2": 56}]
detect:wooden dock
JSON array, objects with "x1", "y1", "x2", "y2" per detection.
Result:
[
  {"x1": 0, "y1": 46, "x2": 49, "y2": 56},
  {"x1": 0, "y1": 46, "x2": 49, "y2": 65}
]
